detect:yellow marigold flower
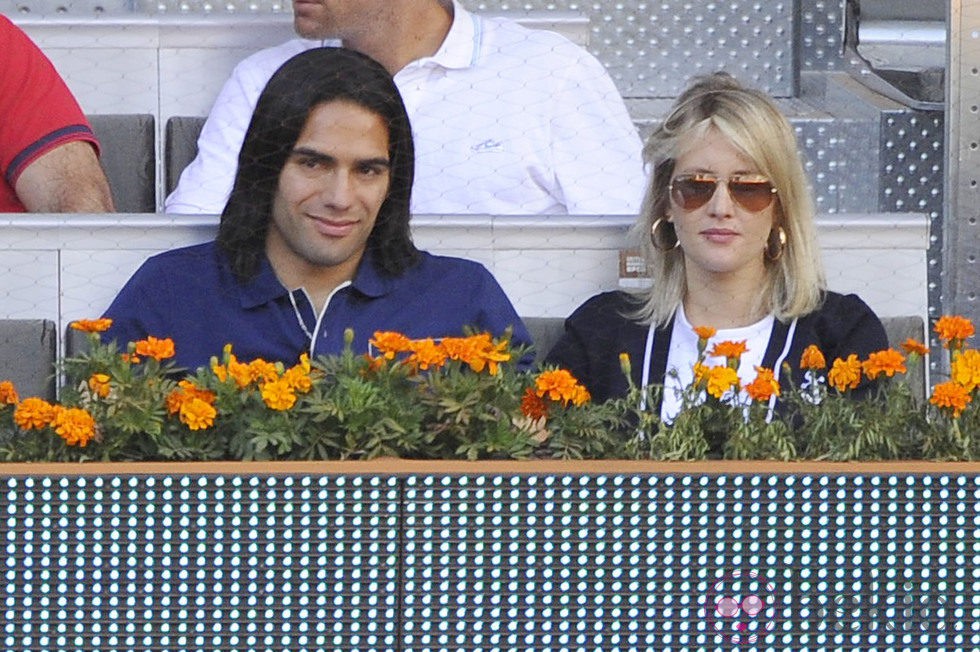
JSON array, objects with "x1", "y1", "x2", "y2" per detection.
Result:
[
  {"x1": 179, "y1": 397, "x2": 217, "y2": 430},
  {"x1": 51, "y1": 406, "x2": 97, "y2": 447},
  {"x1": 951, "y1": 349, "x2": 980, "y2": 392},
  {"x1": 693, "y1": 325, "x2": 717, "y2": 341},
  {"x1": 211, "y1": 362, "x2": 228, "y2": 383},
  {"x1": 88, "y1": 373, "x2": 112, "y2": 398},
  {"x1": 134, "y1": 336, "x2": 176, "y2": 362},
  {"x1": 693, "y1": 361, "x2": 709, "y2": 384},
  {"x1": 827, "y1": 354, "x2": 862, "y2": 392},
  {"x1": 0, "y1": 380, "x2": 19, "y2": 405},
  {"x1": 406, "y1": 338, "x2": 447, "y2": 371},
  {"x1": 930, "y1": 380, "x2": 972, "y2": 418},
  {"x1": 745, "y1": 366, "x2": 780, "y2": 402},
  {"x1": 800, "y1": 345, "x2": 826, "y2": 370},
  {"x1": 520, "y1": 387, "x2": 549, "y2": 420},
  {"x1": 705, "y1": 365, "x2": 740, "y2": 399},
  {"x1": 261, "y1": 378, "x2": 297, "y2": 411},
  {"x1": 226, "y1": 354, "x2": 253, "y2": 388},
  {"x1": 371, "y1": 331, "x2": 413, "y2": 359},
  {"x1": 862, "y1": 349, "x2": 907, "y2": 380},
  {"x1": 249, "y1": 359, "x2": 280, "y2": 384},
  {"x1": 709, "y1": 340, "x2": 748, "y2": 362},
  {"x1": 70, "y1": 318, "x2": 113, "y2": 333},
  {"x1": 619, "y1": 352, "x2": 632, "y2": 377},
  {"x1": 901, "y1": 338, "x2": 930, "y2": 357},
  {"x1": 13, "y1": 397, "x2": 57, "y2": 430},
  {"x1": 535, "y1": 369, "x2": 590, "y2": 406},
  {"x1": 934, "y1": 315, "x2": 975, "y2": 350},
  {"x1": 569, "y1": 383, "x2": 591, "y2": 406},
  {"x1": 282, "y1": 365, "x2": 313, "y2": 393},
  {"x1": 297, "y1": 352, "x2": 311, "y2": 374}
]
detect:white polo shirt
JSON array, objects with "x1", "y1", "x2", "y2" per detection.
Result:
[{"x1": 165, "y1": 0, "x2": 645, "y2": 216}]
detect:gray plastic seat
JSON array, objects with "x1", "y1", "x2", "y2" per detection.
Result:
[
  {"x1": 88, "y1": 114, "x2": 156, "y2": 213},
  {"x1": 0, "y1": 319, "x2": 57, "y2": 401}
]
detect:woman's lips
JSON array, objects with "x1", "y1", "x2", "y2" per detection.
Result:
[{"x1": 700, "y1": 228, "x2": 738, "y2": 243}]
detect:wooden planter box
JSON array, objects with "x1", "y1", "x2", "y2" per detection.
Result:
[{"x1": 1, "y1": 461, "x2": 973, "y2": 651}]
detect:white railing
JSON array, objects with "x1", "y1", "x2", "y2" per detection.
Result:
[{"x1": 0, "y1": 213, "x2": 929, "y2": 355}]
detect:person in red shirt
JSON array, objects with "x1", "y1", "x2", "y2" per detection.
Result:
[{"x1": 0, "y1": 16, "x2": 114, "y2": 213}]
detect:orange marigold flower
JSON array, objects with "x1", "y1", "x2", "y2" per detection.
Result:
[
  {"x1": 51, "y1": 406, "x2": 97, "y2": 447},
  {"x1": 709, "y1": 340, "x2": 748, "y2": 362},
  {"x1": 0, "y1": 380, "x2": 19, "y2": 405},
  {"x1": 70, "y1": 318, "x2": 113, "y2": 333},
  {"x1": 930, "y1": 380, "x2": 972, "y2": 418},
  {"x1": 120, "y1": 352, "x2": 141, "y2": 364},
  {"x1": 13, "y1": 397, "x2": 57, "y2": 430},
  {"x1": 361, "y1": 354, "x2": 386, "y2": 376},
  {"x1": 901, "y1": 338, "x2": 930, "y2": 357},
  {"x1": 249, "y1": 359, "x2": 280, "y2": 384},
  {"x1": 535, "y1": 369, "x2": 591, "y2": 406},
  {"x1": 229, "y1": 359, "x2": 253, "y2": 388},
  {"x1": 799, "y1": 345, "x2": 826, "y2": 370},
  {"x1": 167, "y1": 380, "x2": 216, "y2": 415},
  {"x1": 827, "y1": 354, "x2": 862, "y2": 392},
  {"x1": 693, "y1": 325, "x2": 717, "y2": 341},
  {"x1": 862, "y1": 349, "x2": 907, "y2": 380},
  {"x1": 745, "y1": 366, "x2": 780, "y2": 402},
  {"x1": 282, "y1": 365, "x2": 313, "y2": 393},
  {"x1": 88, "y1": 373, "x2": 112, "y2": 398},
  {"x1": 406, "y1": 338, "x2": 447, "y2": 371},
  {"x1": 520, "y1": 387, "x2": 549, "y2": 420},
  {"x1": 951, "y1": 349, "x2": 980, "y2": 392},
  {"x1": 443, "y1": 333, "x2": 511, "y2": 375},
  {"x1": 261, "y1": 378, "x2": 297, "y2": 411},
  {"x1": 934, "y1": 315, "x2": 975, "y2": 350},
  {"x1": 705, "y1": 365, "x2": 740, "y2": 399},
  {"x1": 371, "y1": 331, "x2": 413, "y2": 359},
  {"x1": 179, "y1": 397, "x2": 217, "y2": 431},
  {"x1": 134, "y1": 336, "x2": 175, "y2": 362}
]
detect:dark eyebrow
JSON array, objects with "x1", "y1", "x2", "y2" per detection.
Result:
[{"x1": 289, "y1": 147, "x2": 391, "y2": 168}]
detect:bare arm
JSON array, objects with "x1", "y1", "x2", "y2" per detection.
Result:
[{"x1": 13, "y1": 140, "x2": 115, "y2": 212}]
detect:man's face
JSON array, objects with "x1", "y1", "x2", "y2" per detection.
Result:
[
  {"x1": 292, "y1": 0, "x2": 387, "y2": 40},
  {"x1": 267, "y1": 100, "x2": 391, "y2": 286}
]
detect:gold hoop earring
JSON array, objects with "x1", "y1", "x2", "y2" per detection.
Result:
[
  {"x1": 651, "y1": 218, "x2": 680, "y2": 251},
  {"x1": 765, "y1": 226, "x2": 787, "y2": 261}
]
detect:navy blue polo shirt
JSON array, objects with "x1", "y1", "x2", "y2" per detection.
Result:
[{"x1": 103, "y1": 241, "x2": 531, "y2": 372}]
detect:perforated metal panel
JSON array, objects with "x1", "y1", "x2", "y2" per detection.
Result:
[{"x1": 2, "y1": 467, "x2": 975, "y2": 652}]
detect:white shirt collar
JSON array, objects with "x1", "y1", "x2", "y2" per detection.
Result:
[{"x1": 423, "y1": 0, "x2": 479, "y2": 70}]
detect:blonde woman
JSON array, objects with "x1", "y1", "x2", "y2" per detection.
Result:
[{"x1": 546, "y1": 73, "x2": 887, "y2": 417}]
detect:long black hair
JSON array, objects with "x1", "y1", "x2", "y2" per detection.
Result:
[{"x1": 217, "y1": 47, "x2": 419, "y2": 280}]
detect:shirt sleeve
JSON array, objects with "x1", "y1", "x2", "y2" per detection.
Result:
[
  {"x1": 0, "y1": 18, "x2": 98, "y2": 194},
  {"x1": 164, "y1": 55, "x2": 270, "y2": 214},
  {"x1": 547, "y1": 45, "x2": 647, "y2": 215}
]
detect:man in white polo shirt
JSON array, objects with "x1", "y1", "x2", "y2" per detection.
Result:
[{"x1": 166, "y1": 0, "x2": 644, "y2": 216}]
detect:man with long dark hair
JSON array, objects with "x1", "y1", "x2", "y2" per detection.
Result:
[{"x1": 104, "y1": 48, "x2": 529, "y2": 371}]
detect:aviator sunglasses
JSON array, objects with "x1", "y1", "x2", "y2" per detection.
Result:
[{"x1": 669, "y1": 173, "x2": 777, "y2": 213}]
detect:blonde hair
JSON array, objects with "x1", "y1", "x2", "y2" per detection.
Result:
[{"x1": 630, "y1": 73, "x2": 826, "y2": 327}]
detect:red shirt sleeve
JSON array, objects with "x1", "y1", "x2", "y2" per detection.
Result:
[{"x1": 0, "y1": 16, "x2": 100, "y2": 212}]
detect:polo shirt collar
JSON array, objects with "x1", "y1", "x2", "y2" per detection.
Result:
[
  {"x1": 237, "y1": 253, "x2": 291, "y2": 310},
  {"x1": 425, "y1": 0, "x2": 479, "y2": 70},
  {"x1": 237, "y1": 249, "x2": 395, "y2": 309}
]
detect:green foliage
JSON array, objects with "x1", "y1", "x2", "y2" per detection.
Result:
[{"x1": 3, "y1": 322, "x2": 980, "y2": 463}]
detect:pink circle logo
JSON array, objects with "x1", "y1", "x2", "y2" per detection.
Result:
[{"x1": 702, "y1": 570, "x2": 778, "y2": 644}]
